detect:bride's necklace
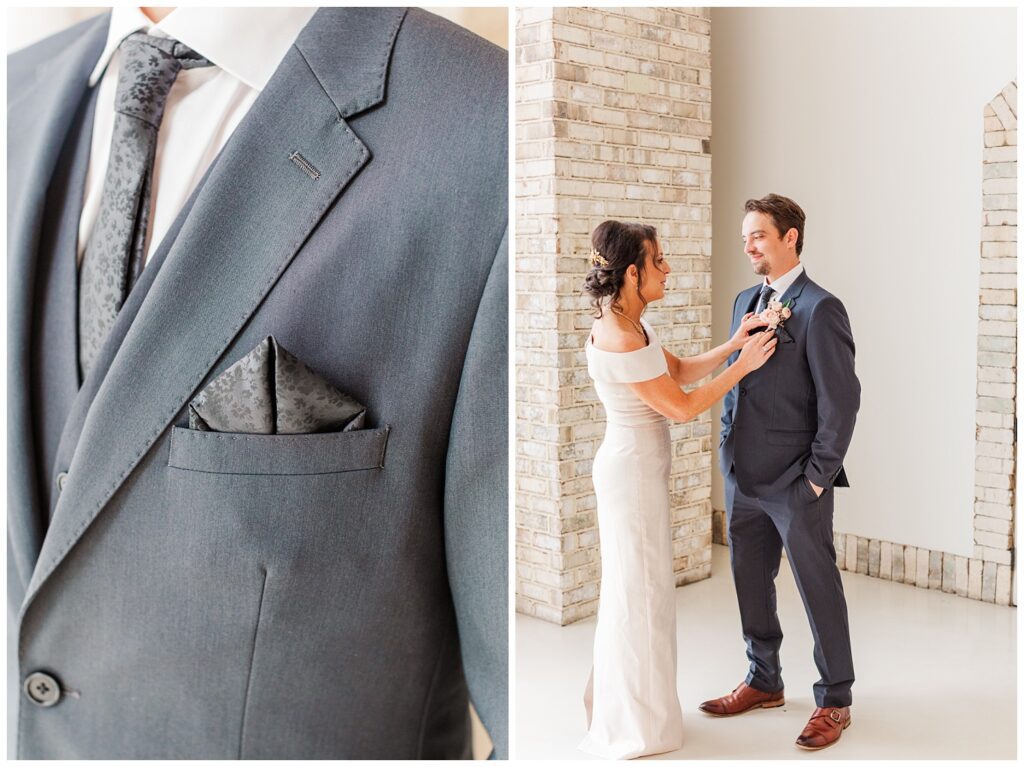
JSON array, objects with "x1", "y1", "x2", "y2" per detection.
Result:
[{"x1": 612, "y1": 308, "x2": 646, "y2": 340}]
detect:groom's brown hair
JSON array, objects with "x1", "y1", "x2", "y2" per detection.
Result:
[{"x1": 744, "y1": 194, "x2": 806, "y2": 255}]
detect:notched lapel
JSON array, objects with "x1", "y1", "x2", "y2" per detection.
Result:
[
  {"x1": 26, "y1": 9, "x2": 409, "y2": 611},
  {"x1": 776, "y1": 270, "x2": 810, "y2": 343},
  {"x1": 784, "y1": 270, "x2": 810, "y2": 304}
]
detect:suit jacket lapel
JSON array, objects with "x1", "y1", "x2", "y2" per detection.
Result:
[
  {"x1": 742, "y1": 285, "x2": 761, "y2": 316},
  {"x1": 25, "y1": 7, "x2": 409, "y2": 612},
  {"x1": 782, "y1": 268, "x2": 809, "y2": 310},
  {"x1": 743, "y1": 268, "x2": 810, "y2": 317},
  {"x1": 46, "y1": 141, "x2": 222, "y2": 521},
  {"x1": 7, "y1": 14, "x2": 109, "y2": 591}
]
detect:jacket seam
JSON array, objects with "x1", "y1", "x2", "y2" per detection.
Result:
[
  {"x1": 438, "y1": 222, "x2": 507, "y2": 470},
  {"x1": 291, "y1": 43, "x2": 341, "y2": 121},
  {"x1": 238, "y1": 566, "x2": 269, "y2": 758}
]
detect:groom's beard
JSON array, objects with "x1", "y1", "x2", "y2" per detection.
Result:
[{"x1": 752, "y1": 256, "x2": 771, "y2": 276}]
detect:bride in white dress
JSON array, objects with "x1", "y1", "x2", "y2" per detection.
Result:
[{"x1": 579, "y1": 221, "x2": 776, "y2": 760}]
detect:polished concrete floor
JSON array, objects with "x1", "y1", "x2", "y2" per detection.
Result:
[{"x1": 515, "y1": 544, "x2": 1017, "y2": 760}]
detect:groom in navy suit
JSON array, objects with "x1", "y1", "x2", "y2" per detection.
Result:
[{"x1": 705, "y1": 194, "x2": 860, "y2": 751}]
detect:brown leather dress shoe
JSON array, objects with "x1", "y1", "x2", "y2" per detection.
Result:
[
  {"x1": 698, "y1": 682, "x2": 785, "y2": 716},
  {"x1": 795, "y1": 706, "x2": 851, "y2": 750}
]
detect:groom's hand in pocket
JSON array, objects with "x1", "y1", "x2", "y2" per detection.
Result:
[{"x1": 809, "y1": 480, "x2": 823, "y2": 497}]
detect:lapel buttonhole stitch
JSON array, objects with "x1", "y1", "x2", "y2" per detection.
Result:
[{"x1": 288, "y1": 151, "x2": 321, "y2": 181}]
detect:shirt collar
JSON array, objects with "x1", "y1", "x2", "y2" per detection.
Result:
[
  {"x1": 762, "y1": 262, "x2": 804, "y2": 300},
  {"x1": 88, "y1": 7, "x2": 317, "y2": 91}
]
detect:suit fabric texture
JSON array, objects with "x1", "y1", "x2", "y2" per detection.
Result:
[
  {"x1": 719, "y1": 270, "x2": 860, "y2": 708},
  {"x1": 8, "y1": 8, "x2": 508, "y2": 759}
]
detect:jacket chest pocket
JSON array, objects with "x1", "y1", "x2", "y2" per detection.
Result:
[
  {"x1": 165, "y1": 425, "x2": 391, "y2": 562},
  {"x1": 168, "y1": 425, "x2": 389, "y2": 475}
]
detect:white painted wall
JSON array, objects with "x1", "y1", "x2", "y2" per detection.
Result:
[{"x1": 709, "y1": 7, "x2": 1016, "y2": 556}]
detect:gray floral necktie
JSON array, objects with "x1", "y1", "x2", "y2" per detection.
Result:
[{"x1": 78, "y1": 32, "x2": 213, "y2": 379}]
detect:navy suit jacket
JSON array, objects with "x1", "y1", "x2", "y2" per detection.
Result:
[{"x1": 720, "y1": 270, "x2": 860, "y2": 498}]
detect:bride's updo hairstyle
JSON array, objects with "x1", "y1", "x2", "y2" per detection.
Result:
[{"x1": 583, "y1": 220, "x2": 659, "y2": 318}]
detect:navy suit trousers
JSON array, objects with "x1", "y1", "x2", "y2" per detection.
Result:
[{"x1": 724, "y1": 471, "x2": 855, "y2": 708}]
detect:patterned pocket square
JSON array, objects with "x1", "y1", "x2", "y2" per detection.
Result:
[{"x1": 188, "y1": 336, "x2": 366, "y2": 434}]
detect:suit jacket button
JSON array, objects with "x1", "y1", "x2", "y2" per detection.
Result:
[
  {"x1": 24, "y1": 672, "x2": 61, "y2": 707},
  {"x1": 56, "y1": 472, "x2": 68, "y2": 492},
  {"x1": 739, "y1": 387, "x2": 747, "y2": 397}
]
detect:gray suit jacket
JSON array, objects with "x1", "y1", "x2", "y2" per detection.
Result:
[
  {"x1": 719, "y1": 271, "x2": 859, "y2": 498},
  {"x1": 8, "y1": 8, "x2": 507, "y2": 759}
]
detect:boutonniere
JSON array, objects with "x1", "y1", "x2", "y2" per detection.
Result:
[{"x1": 759, "y1": 298, "x2": 793, "y2": 331}]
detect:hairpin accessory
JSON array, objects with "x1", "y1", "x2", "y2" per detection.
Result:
[{"x1": 590, "y1": 248, "x2": 609, "y2": 268}]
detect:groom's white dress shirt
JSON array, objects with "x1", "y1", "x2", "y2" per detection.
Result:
[
  {"x1": 78, "y1": 6, "x2": 317, "y2": 270},
  {"x1": 763, "y1": 262, "x2": 804, "y2": 301}
]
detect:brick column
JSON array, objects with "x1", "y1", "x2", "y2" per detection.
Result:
[
  {"x1": 973, "y1": 81, "x2": 1016, "y2": 605},
  {"x1": 516, "y1": 7, "x2": 713, "y2": 625}
]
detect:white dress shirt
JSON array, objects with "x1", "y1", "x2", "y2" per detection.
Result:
[
  {"x1": 78, "y1": 6, "x2": 317, "y2": 269},
  {"x1": 762, "y1": 262, "x2": 805, "y2": 302}
]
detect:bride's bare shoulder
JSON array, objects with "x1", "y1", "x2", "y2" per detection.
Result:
[{"x1": 590, "y1": 316, "x2": 647, "y2": 353}]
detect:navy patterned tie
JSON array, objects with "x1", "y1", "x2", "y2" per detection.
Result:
[
  {"x1": 755, "y1": 283, "x2": 775, "y2": 315},
  {"x1": 78, "y1": 32, "x2": 212, "y2": 379}
]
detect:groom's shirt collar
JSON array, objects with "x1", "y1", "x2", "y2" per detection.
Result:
[
  {"x1": 88, "y1": 7, "x2": 317, "y2": 90},
  {"x1": 763, "y1": 262, "x2": 804, "y2": 301}
]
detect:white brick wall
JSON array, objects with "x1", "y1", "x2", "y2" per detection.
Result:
[
  {"x1": 973, "y1": 82, "x2": 1017, "y2": 604},
  {"x1": 516, "y1": 7, "x2": 713, "y2": 625},
  {"x1": 827, "y1": 531, "x2": 1012, "y2": 605}
]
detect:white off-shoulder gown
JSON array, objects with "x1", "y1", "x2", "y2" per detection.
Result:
[{"x1": 579, "y1": 317, "x2": 684, "y2": 760}]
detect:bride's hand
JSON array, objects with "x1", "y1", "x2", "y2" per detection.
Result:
[
  {"x1": 737, "y1": 330, "x2": 777, "y2": 372},
  {"x1": 730, "y1": 312, "x2": 769, "y2": 352}
]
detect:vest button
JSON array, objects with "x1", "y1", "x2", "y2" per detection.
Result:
[
  {"x1": 24, "y1": 671, "x2": 61, "y2": 707},
  {"x1": 56, "y1": 472, "x2": 69, "y2": 492}
]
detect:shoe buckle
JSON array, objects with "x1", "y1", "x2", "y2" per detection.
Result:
[{"x1": 829, "y1": 710, "x2": 842, "y2": 723}]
